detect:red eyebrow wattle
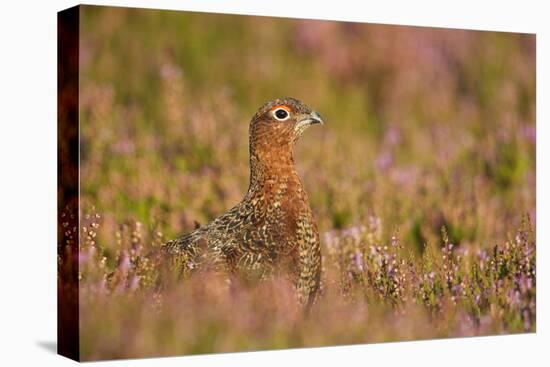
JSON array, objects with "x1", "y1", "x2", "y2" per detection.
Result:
[{"x1": 270, "y1": 105, "x2": 291, "y2": 112}]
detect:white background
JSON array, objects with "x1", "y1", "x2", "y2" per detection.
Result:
[{"x1": 0, "y1": 0, "x2": 547, "y2": 366}]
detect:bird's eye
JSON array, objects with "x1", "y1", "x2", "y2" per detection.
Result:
[{"x1": 273, "y1": 108, "x2": 290, "y2": 121}]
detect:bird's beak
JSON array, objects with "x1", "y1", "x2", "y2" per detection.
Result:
[
  {"x1": 309, "y1": 111, "x2": 324, "y2": 125},
  {"x1": 298, "y1": 111, "x2": 324, "y2": 126}
]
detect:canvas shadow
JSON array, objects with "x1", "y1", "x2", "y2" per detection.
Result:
[{"x1": 36, "y1": 340, "x2": 57, "y2": 354}]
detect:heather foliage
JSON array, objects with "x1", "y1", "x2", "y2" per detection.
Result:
[{"x1": 64, "y1": 6, "x2": 536, "y2": 360}]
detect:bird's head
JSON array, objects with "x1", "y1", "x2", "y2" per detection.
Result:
[
  {"x1": 246, "y1": 97, "x2": 323, "y2": 185},
  {"x1": 249, "y1": 97, "x2": 323, "y2": 152}
]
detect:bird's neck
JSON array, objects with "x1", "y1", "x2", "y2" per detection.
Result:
[{"x1": 246, "y1": 144, "x2": 302, "y2": 198}]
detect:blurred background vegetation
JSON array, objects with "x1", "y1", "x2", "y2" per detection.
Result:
[{"x1": 75, "y1": 5, "x2": 535, "y2": 360}]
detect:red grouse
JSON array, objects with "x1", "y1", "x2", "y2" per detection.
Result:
[{"x1": 163, "y1": 97, "x2": 323, "y2": 306}]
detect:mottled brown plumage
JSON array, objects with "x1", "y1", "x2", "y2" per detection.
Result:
[{"x1": 163, "y1": 97, "x2": 323, "y2": 306}]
